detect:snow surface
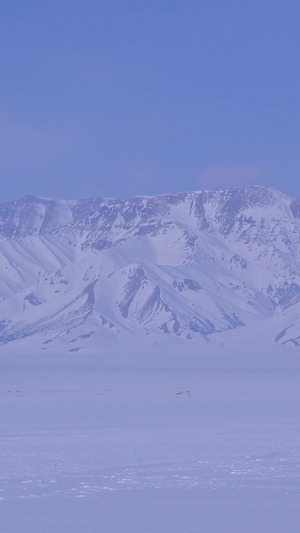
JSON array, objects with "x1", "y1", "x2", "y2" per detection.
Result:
[{"x1": 1, "y1": 349, "x2": 300, "y2": 532}]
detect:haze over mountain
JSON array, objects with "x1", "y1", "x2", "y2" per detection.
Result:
[{"x1": 1, "y1": 185, "x2": 300, "y2": 354}]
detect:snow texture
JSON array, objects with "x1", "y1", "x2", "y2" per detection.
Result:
[{"x1": 0, "y1": 351, "x2": 300, "y2": 532}]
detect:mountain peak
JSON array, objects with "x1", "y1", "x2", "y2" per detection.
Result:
[{"x1": 0, "y1": 185, "x2": 300, "y2": 352}]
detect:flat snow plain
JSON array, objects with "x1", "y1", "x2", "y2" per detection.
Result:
[{"x1": 1, "y1": 347, "x2": 300, "y2": 532}]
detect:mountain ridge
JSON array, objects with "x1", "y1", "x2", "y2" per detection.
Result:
[{"x1": 1, "y1": 185, "x2": 300, "y2": 353}]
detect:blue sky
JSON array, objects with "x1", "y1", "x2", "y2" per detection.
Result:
[{"x1": 0, "y1": 0, "x2": 299, "y2": 201}]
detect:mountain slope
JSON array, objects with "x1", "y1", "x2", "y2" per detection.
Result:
[{"x1": 1, "y1": 186, "x2": 300, "y2": 353}]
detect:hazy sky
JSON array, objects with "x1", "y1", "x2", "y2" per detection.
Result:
[{"x1": 1, "y1": 0, "x2": 299, "y2": 201}]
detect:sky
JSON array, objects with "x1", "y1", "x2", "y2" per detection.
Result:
[{"x1": 0, "y1": 0, "x2": 299, "y2": 202}]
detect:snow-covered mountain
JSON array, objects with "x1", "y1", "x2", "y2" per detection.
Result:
[{"x1": 1, "y1": 186, "x2": 300, "y2": 354}]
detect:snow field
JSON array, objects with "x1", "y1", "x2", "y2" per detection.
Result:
[{"x1": 0, "y1": 352, "x2": 299, "y2": 532}]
